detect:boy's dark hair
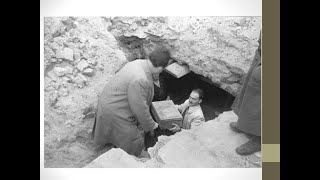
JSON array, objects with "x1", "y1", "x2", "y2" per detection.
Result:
[
  {"x1": 148, "y1": 45, "x2": 171, "y2": 68},
  {"x1": 192, "y1": 88, "x2": 204, "y2": 100}
]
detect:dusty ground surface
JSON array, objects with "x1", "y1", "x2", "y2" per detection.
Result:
[
  {"x1": 85, "y1": 111, "x2": 261, "y2": 168},
  {"x1": 42, "y1": 17, "x2": 261, "y2": 168}
]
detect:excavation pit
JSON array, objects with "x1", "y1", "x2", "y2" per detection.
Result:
[
  {"x1": 155, "y1": 70, "x2": 235, "y2": 121},
  {"x1": 145, "y1": 68, "x2": 236, "y2": 150}
]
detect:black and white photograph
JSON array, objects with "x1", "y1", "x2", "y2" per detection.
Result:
[{"x1": 42, "y1": 16, "x2": 262, "y2": 168}]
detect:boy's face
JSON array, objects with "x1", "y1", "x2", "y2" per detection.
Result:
[{"x1": 188, "y1": 91, "x2": 202, "y2": 106}]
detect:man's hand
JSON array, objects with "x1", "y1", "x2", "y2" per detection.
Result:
[
  {"x1": 144, "y1": 126, "x2": 160, "y2": 150},
  {"x1": 169, "y1": 123, "x2": 181, "y2": 132}
]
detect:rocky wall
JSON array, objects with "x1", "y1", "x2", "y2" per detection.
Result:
[
  {"x1": 107, "y1": 16, "x2": 261, "y2": 96},
  {"x1": 43, "y1": 17, "x2": 128, "y2": 167}
]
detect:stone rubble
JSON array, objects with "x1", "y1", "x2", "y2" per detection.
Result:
[
  {"x1": 76, "y1": 60, "x2": 89, "y2": 71},
  {"x1": 82, "y1": 68, "x2": 94, "y2": 77}
]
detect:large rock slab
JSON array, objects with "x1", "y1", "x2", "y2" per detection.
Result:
[
  {"x1": 108, "y1": 16, "x2": 261, "y2": 96},
  {"x1": 85, "y1": 148, "x2": 144, "y2": 168},
  {"x1": 84, "y1": 111, "x2": 261, "y2": 168}
]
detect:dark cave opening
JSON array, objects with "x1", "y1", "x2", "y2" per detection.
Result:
[
  {"x1": 156, "y1": 70, "x2": 235, "y2": 121},
  {"x1": 145, "y1": 70, "x2": 236, "y2": 150}
]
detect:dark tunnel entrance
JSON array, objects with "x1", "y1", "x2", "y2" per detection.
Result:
[
  {"x1": 145, "y1": 69, "x2": 236, "y2": 150},
  {"x1": 154, "y1": 70, "x2": 235, "y2": 121}
]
